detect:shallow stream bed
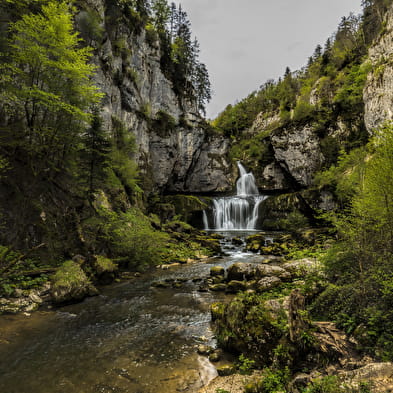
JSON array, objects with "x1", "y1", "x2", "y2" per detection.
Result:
[{"x1": 0, "y1": 232, "x2": 267, "y2": 393}]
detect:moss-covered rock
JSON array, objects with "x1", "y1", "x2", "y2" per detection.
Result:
[
  {"x1": 226, "y1": 280, "x2": 247, "y2": 293},
  {"x1": 50, "y1": 261, "x2": 98, "y2": 304},
  {"x1": 211, "y1": 302, "x2": 225, "y2": 321},
  {"x1": 210, "y1": 265, "x2": 225, "y2": 276},
  {"x1": 209, "y1": 283, "x2": 227, "y2": 292},
  {"x1": 212, "y1": 292, "x2": 288, "y2": 365},
  {"x1": 93, "y1": 255, "x2": 118, "y2": 284},
  {"x1": 217, "y1": 364, "x2": 236, "y2": 376}
]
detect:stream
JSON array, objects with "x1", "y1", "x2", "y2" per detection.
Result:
[{"x1": 0, "y1": 232, "x2": 267, "y2": 393}]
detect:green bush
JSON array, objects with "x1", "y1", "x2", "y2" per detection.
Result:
[{"x1": 83, "y1": 207, "x2": 169, "y2": 270}]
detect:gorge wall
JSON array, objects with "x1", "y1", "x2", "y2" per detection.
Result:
[{"x1": 80, "y1": 0, "x2": 232, "y2": 194}]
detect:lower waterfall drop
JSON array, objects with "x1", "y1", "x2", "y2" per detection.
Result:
[{"x1": 204, "y1": 162, "x2": 267, "y2": 230}]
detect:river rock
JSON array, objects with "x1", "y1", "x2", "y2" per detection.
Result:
[
  {"x1": 217, "y1": 365, "x2": 236, "y2": 377},
  {"x1": 209, "y1": 283, "x2": 227, "y2": 292},
  {"x1": 50, "y1": 261, "x2": 98, "y2": 304},
  {"x1": 197, "y1": 344, "x2": 213, "y2": 356},
  {"x1": 151, "y1": 281, "x2": 170, "y2": 288},
  {"x1": 212, "y1": 276, "x2": 224, "y2": 284},
  {"x1": 256, "y1": 264, "x2": 291, "y2": 280},
  {"x1": 209, "y1": 349, "x2": 223, "y2": 362},
  {"x1": 210, "y1": 266, "x2": 225, "y2": 277},
  {"x1": 339, "y1": 362, "x2": 393, "y2": 391},
  {"x1": 226, "y1": 280, "x2": 247, "y2": 293},
  {"x1": 256, "y1": 276, "x2": 282, "y2": 292},
  {"x1": 282, "y1": 258, "x2": 320, "y2": 277},
  {"x1": 227, "y1": 263, "x2": 256, "y2": 281}
]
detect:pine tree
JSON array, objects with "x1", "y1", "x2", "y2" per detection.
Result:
[{"x1": 80, "y1": 108, "x2": 111, "y2": 200}]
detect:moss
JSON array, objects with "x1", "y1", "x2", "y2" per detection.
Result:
[
  {"x1": 163, "y1": 195, "x2": 210, "y2": 223},
  {"x1": 94, "y1": 255, "x2": 118, "y2": 275},
  {"x1": 51, "y1": 261, "x2": 96, "y2": 304}
]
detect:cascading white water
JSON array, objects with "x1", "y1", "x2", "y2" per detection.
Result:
[{"x1": 204, "y1": 162, "x2": 267, "y2": 230}]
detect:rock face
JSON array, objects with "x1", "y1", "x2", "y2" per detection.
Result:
[
  {"x1": 270, "y1": 125, "x2": 324, "y2": 187},
  {"x1": 364, "y1": 4, "x2": 393, "y2": 133},
  {"x1": 78, "y1": 0, "x2": 232, "y2": 193}
]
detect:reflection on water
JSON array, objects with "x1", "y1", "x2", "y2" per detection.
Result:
[{"x1": 0, "y1": 231, "x2": 273, "y2": 393}]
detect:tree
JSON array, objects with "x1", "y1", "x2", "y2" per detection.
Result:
[
  {"x1": 151, "y1": 0, "x2": 170, "y2": 32},
  {"x1": 79, "y1": 108, "x2": 111, "y2": 200},
  {"x1": 0, "y1": 1, "x2": 102, "y2": 175}
]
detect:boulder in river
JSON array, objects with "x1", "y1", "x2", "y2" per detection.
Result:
[
  {"x1": 50, "y1": 261, "x2": 98, "y2": 304},
  {"x1": 210, "y1": 266, "x2": 225, "y2": 277}
]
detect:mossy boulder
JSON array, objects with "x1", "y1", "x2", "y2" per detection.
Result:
[
  {"x1": 93, "y1": 255, "x2": 118, "y2": 284},
  {"x1": 212, "y1": 292, "x2": 288, "y2": 365},
  {"x1": 50, "y1": 261, "x2": 98, "y2": 304},
  {"x1": 227, "y1": 262, "x2": 257, "y2": 281},
  {"x1": 211, "y1": 302, "x2": 225, "y2": 321},
  {"x1": 210, "y1": 265, "x2": 225, "y2": 276},
  {"x1": 163, "y1": 195, "x2": 210, "y2": 223},
  {"x1": 256, "y1": 276, "x2": 282, "y2": 292},
  {"x1": 217, "y1": 364, "x2": 236, "y2": 376},
  {"x1": 226, "y1": 280, "x2": 247, "y2": 293},
  {"x1": 209, "y1": 283, "x2": 227, "y2": 292}
]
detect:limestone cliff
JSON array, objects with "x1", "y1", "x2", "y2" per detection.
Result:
[
  {"x1": 364, "y1": 4, "x2": 393, "y2": 132},
  {"x1": 78, "y1": 0, "x2": 231, "y2": 194}
]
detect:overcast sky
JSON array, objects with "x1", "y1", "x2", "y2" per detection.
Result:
[{"x1": 175, "y1": 0, "x2": 363, "y2": 119}]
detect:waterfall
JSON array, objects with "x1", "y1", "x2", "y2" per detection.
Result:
[{"x1": 204, "y1": 162, "x2": 267, "y2": 230}]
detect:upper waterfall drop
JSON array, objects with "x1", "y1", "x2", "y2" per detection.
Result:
[
  {"x1": 204, "y1": 162, "x2": 267, "y2": 231},
  {"x1": 236, "y1": 162, "x2": 259, "y2": 196}
]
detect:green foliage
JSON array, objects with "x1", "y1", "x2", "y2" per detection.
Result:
[
  {"x1": 152, "y1": 110, "x2": 177, "y2": 136},
  {"x1": 52, "y1": 260, "x2": 90, "y2": 288},
  {"x1": 213, "y1": 292, "x2": 288, "y2": 365},
  {"x1": 245, "y1": 367, "x2": 290, "y2": 393},
  {"x1": 77, "y1": 8, "x2": 104, "y2": 45},
  {"x1": 310, "y1": 123, "x2": 393, "y2": 360},
  {"x1": 301, "y1": 376, "x2": 372, "y2": 393},
  {"x1": 237, "y1": 354, "x2": 256, "y2": 375},
  {"x1": 109, "y1": 116, "x2": 141, "y2": 194},
  {"x1": 82, "y1": 207, "x2": 169, "y2": 270},
  {"x1": 0, "y1": 1, "x2": 102, "y2": 175},
  {"x1": 278, "y1": 211, "x2": 309, "y2": 233},
  {"x1": 314, "y1": 146, "x2": 368, "y2": 202},
  {"x1": 293, "y1": 100, "x2": 315, "y2": 123},
  {"x1": 333, "y1": 63, "x2": 371, "y2": 114}
]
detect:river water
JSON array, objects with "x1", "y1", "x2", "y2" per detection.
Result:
[{"x1": 0, "y1": 233, "x2": 266, "y2": 393}]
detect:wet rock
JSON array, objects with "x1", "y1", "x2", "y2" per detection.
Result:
[
  {"x1": 217, "y1": 365, "x2": 236, "y2": 376},
  {"x1": 231, "y1": 237, "x2": 243, "y2": 246},
  {"x1": 151, "y1": 281, "x2": 170, "y2": 288},
  {"x1": 209, "y1": 283, "x2": 227, "y2": 292},
  {"x1": 226, "y1": 280, "x2": 247, "y2": 293},
  {"x1": 197, "y1": 344, "x2": 213, "y2": 356},
  {"x1": 209, "y1": 349, "x2": 223, "y2": 362},
  {"x1": 210, "y1": 266, "x2": 225, "y2": 277},
  {"x1": 0, "y1": 298, "x2": 39, "y2": 314},
  {"x1": 256, "y1": 276, "x2": 282, "y2": 292},
  {"x1": 198, "y1": 284, "x2": 209, "y2": 292},
  {"x1": 212, "y1": 276, "x2": 224, "y2": 284},
  {"x1": 29, "y1": 292, "x2": 43, "y2": 304}
]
